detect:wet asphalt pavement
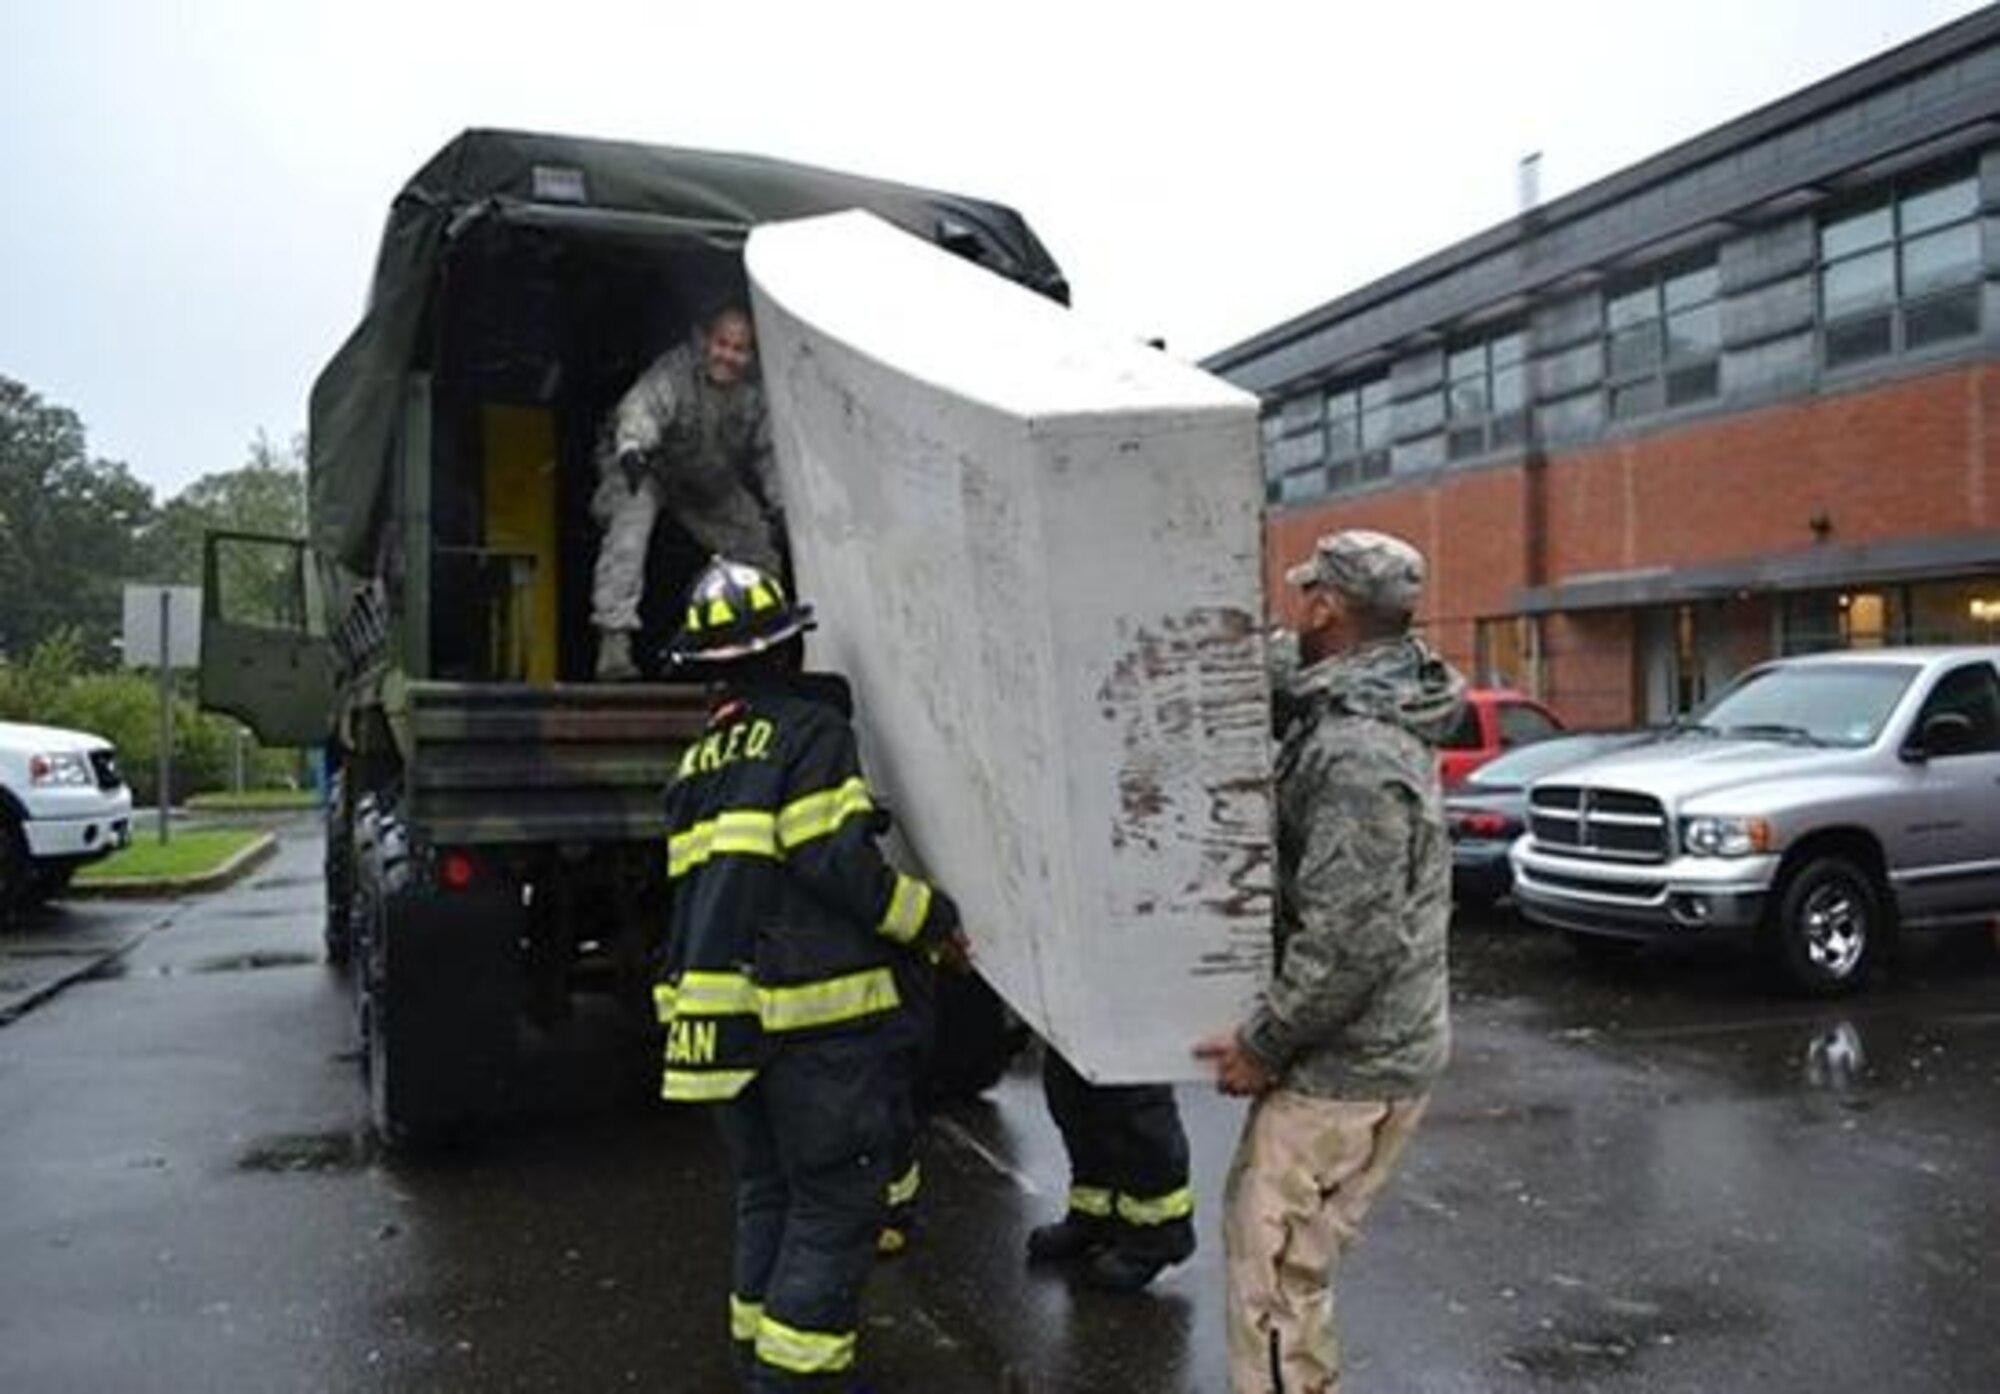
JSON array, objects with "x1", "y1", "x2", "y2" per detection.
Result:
[{"x1": 1, "y1": 821, "x2": 1996, "y2": 1392}]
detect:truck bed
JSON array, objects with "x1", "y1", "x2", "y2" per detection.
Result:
[{"x1": 403, "y1": 681, "x2": 709, "y2": 845}]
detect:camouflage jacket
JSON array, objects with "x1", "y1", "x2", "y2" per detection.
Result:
[
  {"x1": 1241, "y1": 634, "x2": 1464, "y2": 1099},
  {"x1": 608, "y1": 340, "x2": 779, "y2": 513}
]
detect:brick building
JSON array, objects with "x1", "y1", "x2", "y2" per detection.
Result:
[{"x1": 1206, "y1": 7, "x2": 2000, "y2": 727}]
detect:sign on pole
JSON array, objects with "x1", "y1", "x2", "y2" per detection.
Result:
[
  {"x1": 122, "y1": 585, "x2": 202, "y2": 845},
  {"x1": 121, "y1": 585, "x2": 202, "y2": 669}
]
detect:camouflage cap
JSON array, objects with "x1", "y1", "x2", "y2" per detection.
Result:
[{"x1": 1284, "y1": 528, "x2": 1426, "y2": 613}]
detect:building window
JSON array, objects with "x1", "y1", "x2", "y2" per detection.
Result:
[
  {"x1": 1473, "y1": 615, "x2": 1542, "y2": 693},
  {"x1": 1263, "y1": 396, "x2": 1327, "y2": 504},
  {"x1": 1445, "y1": 329, "x2": 1527, "y2": 460},
  {"x1": 1606, "y1": 260, "x2": 1721, "y2": 421},
  {"x1": 1323, "y1": 376, "x2": 1393, "y2": 493},
  {"x1": 1781, "y1": 588, "x2": 1904, "y2": 654},
  {"x1": 1819, "y1": 167, "x2": 1982, "y2": 370}
]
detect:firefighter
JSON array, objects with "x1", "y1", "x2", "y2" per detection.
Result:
[
  {"x1": 1026, "y1": 1045, "x2": 1196, "y2": 1291},
  {"x1": 655, "y1": 556, "x2": 964, "y2": 1392}
]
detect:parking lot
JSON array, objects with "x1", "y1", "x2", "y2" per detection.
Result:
[{"x1": 2, "y1": 826, "x2": 1996, "y2": 1391}]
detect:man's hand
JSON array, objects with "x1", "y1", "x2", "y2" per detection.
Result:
[
  {"x1": 931, "y1": 929, "x2": 975, "y2": 976},
  {"x1": 925, "y1": 889, "x2": 974, "y2": 975},
  {"x1": 1193, "y1": 1031, "x2": 1276, "y2": 1097}
]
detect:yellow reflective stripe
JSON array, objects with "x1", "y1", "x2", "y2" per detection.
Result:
[
  {"x1": 878, "y1": 873, "x2": 932, "y2": 944},
  {"x1": 1116, "y1": 1186, "x2": 1195, "y2": 1226},
  {"x1": 652, "y1": 982, "x2": 676, "y2": 1023},
  {"x1": 668, "y1": 809, "x2": 780, "y2": 877},
  {"x1": 755, "y1": 1314, "x2": 856, "y2": 1376},
  {"x1": 886, "y1": 1161, "x2": 922, "y2": 1208},
  {"x1": 775, "y1": 777, "x2": 874, "y2": 849},
  {"x1": 759, "y1": 968, "x2": 901, "y2": 1032},
  {"x1": 661, "y1": 1069, "x2": 757, "y2": 1102},
  {"x1": 730, "y1": 1295, "x2": 763, "y2": 1343},
  {"x1": 1069, "y1": 1185, "x2": 1114, "y2": 1218},
  {"x1": 671, "y1": 970, "x2": 760, "y2": 1016}
]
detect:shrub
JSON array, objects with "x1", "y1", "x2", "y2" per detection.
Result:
[{"x1": 1, "y1": 633, "x2": 302, "y2": 805}]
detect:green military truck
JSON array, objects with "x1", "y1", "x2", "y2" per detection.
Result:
[{"x1": 200, "y1": 129, "x2": 1068, "y2": 1148}]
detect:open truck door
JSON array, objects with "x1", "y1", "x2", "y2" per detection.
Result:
[{"x1": 197, "y1": 530, "x2": 337, "y2": 747}]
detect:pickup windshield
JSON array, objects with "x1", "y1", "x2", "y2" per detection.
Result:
[{"x1": 1683, "y1": 662, "x2": 1918, "y2": 748}]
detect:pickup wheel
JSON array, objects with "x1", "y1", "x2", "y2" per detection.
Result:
[
  {"x1": 27, "y1": 863, "x2": 76, "y2": 906},
  {"x1": 0, "y1": 811, "x2": 27, "y2": 920},
  {"x1": 1769, "y1": 855, "x2": 1883, "y2": 996}
]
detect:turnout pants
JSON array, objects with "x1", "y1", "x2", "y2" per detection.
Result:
[
  {"x1": 715, "y1": 1028, "x2": 910, "y2": 1391},
  {"x1": 1042, "y1": 1045, "x2": 1194, "y2": 1259},
  {"x1": 1222, "y1": 1089, "x2": 1429, "y2": 1394}
]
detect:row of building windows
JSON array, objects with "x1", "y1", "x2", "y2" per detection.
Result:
[{"x1": 1264, "y1": 163, "x2": 1987, "y2": 503}]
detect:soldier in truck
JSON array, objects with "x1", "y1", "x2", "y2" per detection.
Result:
[{"x1": 590, "y1": 303, "x2": 785, "y2": 681}]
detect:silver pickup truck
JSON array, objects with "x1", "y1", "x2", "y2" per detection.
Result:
[{"x1": 1510, "y1": 646, "x2": 2000, "y2": 994}]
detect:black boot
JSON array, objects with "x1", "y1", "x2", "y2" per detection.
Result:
[
  {"x1": 1025, "y1": 1215, "x2": 1110, "y2": 1266},
  {"x1": 1082, "y1": 1227, "x2": 1196, "y2": 1293}
]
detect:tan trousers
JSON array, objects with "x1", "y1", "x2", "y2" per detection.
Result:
[{"x1": 1222, "y1": 1090, "x2": 1429, "y2": 1394}]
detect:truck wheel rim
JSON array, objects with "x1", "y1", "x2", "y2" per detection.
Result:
[{"x1": 1802, "y1": 881, "x2": 1866, "y2": 978}]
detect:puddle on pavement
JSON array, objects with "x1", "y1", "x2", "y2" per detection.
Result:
[
  {"x1": 249, "y1": 874, "x2": 320, "y2": 891},
  {"x1": 190, "y1": 950, "x2": 319, "y2": 974},
  {"x1": 237, "y1": 1130, "x2": 375, "y2": 1174},
  {"x1": 1503, "y1": 1284, "x2": 1764, "y2": 1382}
]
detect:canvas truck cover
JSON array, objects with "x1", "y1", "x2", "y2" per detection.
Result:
[
  {"x1": 747, "y1": 211, "x2": 1274, "y2": 1083},
  {"x1": 308, "y1": 128, "x2": 1067, "y2": 573}
]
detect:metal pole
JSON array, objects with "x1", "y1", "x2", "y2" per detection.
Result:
[{"x1": 157, "y1": 588, "x2": 172, "y2": 845}]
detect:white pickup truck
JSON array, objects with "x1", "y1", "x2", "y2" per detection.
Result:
[
  {"x1": 1510, "y1": 646, "x2": 2000, "y2": 994},
  {"x1": 0, "y1": 720, "x2": 133, "y2": 917}
]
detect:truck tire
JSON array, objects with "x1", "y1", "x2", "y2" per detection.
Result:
[
  {"x1": 1768, "y1": 854, "x2": 1884, "y2": 997},
  {"x1": 357, "y1": 847, "x2": 520, "y2": 1153},
  {"x1": 924, "y1": 971, "x2": 1028, "y2": 1103},
  {"x1": 323, "y1": 771, "x2": 355, "y2": 970}
]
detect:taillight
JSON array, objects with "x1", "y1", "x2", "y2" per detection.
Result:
[
  {"x1": 439, "y1": 850, "x2": 477, "y2": 892},
  {"x1": 1452, "y1": 812, "x2": 1514, "y2": 839}
]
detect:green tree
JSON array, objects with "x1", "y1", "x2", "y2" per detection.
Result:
[
  {"x1": 0, "y1": 375, "x2": 159, "y2": 664},
  {"x1": 141, "y1": 430, "x2": 308, "y2": 586}
]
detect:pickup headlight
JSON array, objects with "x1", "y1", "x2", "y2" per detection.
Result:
[
  {"x1": 29, "y1": 752, "x2": 97, "y2": 788},
  {"x1": 1682, "y1": 815, "x2": 1774, "y2": 857}
]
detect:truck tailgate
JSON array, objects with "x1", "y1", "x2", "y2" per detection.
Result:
[{"x1": 405, "y1": 682, "x2": 708, "y2": 845}]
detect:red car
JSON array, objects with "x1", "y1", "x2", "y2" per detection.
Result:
[{"x1": 1438, "y1": 688, "x2": 1563, "y2": 789}]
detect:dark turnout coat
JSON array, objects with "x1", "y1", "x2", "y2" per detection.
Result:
[{"x1": 655, "y1": 671, "x2": 951, "y2": 1102}]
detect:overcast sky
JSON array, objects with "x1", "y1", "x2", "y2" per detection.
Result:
[{"x1": 0, "y1": 0, "x2": 1983, "y2": 498}]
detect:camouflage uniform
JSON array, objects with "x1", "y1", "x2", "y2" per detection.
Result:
[
  {"x1": 590, "y1": 337, "x2": 784, "y2": 638},
  {"x1": 1224, "y1": 531, "x2": 1463, "y2": 1394}
]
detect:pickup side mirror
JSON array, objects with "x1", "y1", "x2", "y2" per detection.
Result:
[{"x1": 1902, "y1": 710, "x2": 1977, "y2": 762}]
